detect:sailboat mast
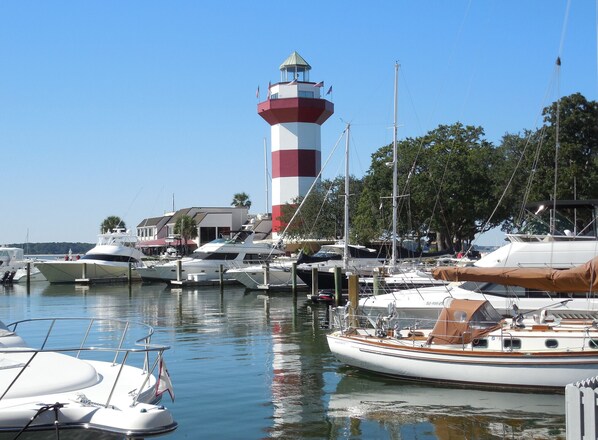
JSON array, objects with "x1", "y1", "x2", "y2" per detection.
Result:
[
  {"x1": 344, "y1": 123, "x2": 350, "y2": 270},
  {"x1": 391, "y1": 62, "x2": 399, "y2": 268}
]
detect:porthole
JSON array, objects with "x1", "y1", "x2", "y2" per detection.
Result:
[
  {"x1": 472, "y1": 339, "x2": 488, "y2": 348},
  {"x1": 545, "y1": 339, "x2": 558, "y2": 349},
  {"x1": 504, "y1": 339, "x2": 522, "y2": 349}
]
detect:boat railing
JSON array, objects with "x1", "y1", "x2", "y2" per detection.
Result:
[{"x1": 3, "y1": 317, "x2": 170, "y2": 408}]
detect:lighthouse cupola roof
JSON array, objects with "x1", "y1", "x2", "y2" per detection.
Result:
[{"x1": 280, "y1": 51, "x2": 311, "y2": 83}]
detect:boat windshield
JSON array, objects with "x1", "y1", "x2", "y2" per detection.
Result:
[
  {"x1": 81, "y1": 254, "x2": 140, "y2": 263},
  {"x1": 190, "y1": 252, "x2": 240, "y2": 261},
  {"x1": 517, "y1": 201, "x2": 598, "y2": 238}
]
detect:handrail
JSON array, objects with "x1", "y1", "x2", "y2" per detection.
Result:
[{"x1": 3, "y1": 317, "x2": 170, "y2": 408}]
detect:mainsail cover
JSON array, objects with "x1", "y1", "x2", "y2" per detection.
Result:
[{"x1": 431, "y1": 256, "x2": 598, "y2": 293}]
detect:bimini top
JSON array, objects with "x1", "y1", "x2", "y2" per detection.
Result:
[
  {"x1": 426, "y1": 299, "x2": 502, "y2": 345},
  {"x1": 432, "y1": 256, "x2": 598, "y2": 293}
]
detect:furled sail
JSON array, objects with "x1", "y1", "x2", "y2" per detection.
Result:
[{"x1": 431, "y1": 257, "x2": 598, "y2": 293}]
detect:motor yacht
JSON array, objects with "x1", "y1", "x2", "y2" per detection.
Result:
[
  {"x1": 35, "y1": 229, "x2": 144, "y2": 283},
  {"x1": 359, "y1": 199, "x2": 598, "y2": 320},
  {"x1": 136, "y1": 230, "x2": 284, "y2": 284}
]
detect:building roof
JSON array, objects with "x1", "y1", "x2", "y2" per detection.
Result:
[
  {"x1": 279, "y1": 51, "x2": 311, "y2": 70},
  {"x1": 137, "y1": 217, "x2": 164, "y2": 227}
]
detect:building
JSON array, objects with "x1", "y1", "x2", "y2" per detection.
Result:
[
  {"x1": 136, "y1": 206, "x2": 256, "y2": 255},
  {"x1": 257, "y1": 51, "x2": 334, "y2": 236}
]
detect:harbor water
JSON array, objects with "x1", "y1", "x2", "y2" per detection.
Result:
[{"x1": 0, "y1": 281, "x2": 566, "y2": 439}]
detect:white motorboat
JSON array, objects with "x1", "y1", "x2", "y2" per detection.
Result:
[
  {"x1": 136, "y1": 230, "x2": 284, "y2": 284},
  {"x1": 35, "y1": 229, "x2": 144, "y2": 284},
  {"x1": 0, "y1": 248, "x2": 45, "y2": 284},
  {"x1": 295, "y1": 243, "x2": 386, "y2": 290},
  {"x1": 328, "y1": 298, "x2": 598, "y2": 390},
  {"x1": 0, "y1": 316, "x2": 176, "y2": 437},
  {"x1": 359, "y1": 200, "x2": 598, "y2": 319},
  {"x1": 225, "y1": 260, "x2": 307, "y2": 291}
]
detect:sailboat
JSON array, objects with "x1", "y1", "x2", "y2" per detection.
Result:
[
  {"x1": 298, "y1": 65, "x2": 446, "y2": 297},
  {"x1": 295, "y1": 124, "x2": 387, "y2": 295}
]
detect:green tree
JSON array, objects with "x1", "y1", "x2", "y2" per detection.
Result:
[
  {"x1": 353, "y1": 123, "x2": 501, "y2": 251},
  {"x1": 279, "y1": 176, "x2": 363, "y2": 240},
  {"x1": 100, "y1": 216, "x2": 125, "y2": 233},
  {"x1": 174, "y1": 215, "x2": 198, "y2": 255},
  {"x1": 231, "y1": 192, "x2": 252, "y2": 209},
  {"x1": 495, "y1": 93, "x2": 598, "y2": 230}
]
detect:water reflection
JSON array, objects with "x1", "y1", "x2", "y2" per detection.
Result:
[
  {"x1": 0, "y1": 282, "x2": 570, "y2": 440},
  {"x1": 326, "y1": 370, "x2": 566, "y2": 439}
]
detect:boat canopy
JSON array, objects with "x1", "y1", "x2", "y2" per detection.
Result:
[
  {"x1": 432, "y1": 256, "x2": 598, "y2": 293},
  {"x1": 426, "y1": 299, "x2": 502, "y2": 346}
]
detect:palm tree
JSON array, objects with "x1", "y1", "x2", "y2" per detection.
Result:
[
  {"x1": 231, "y1": 192, "x2": 252, "y2": 209},
  {"x1": 174, "y1": 215, "x2": 198, "y2": 255},
  {"x1": 100, "y1": 216, "x2": 126, "y2": 233}
]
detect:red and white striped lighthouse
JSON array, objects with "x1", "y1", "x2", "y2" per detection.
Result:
[{"x1": 257, "y1": 52, "x2": 334, "y2": 235}]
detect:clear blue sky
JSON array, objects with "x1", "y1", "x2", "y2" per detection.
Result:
[{"x1": 1, "y1": 1, "x2": 595, "y2": 245}]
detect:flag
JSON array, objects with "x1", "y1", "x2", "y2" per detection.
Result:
[
  {"x1": 156, "y1": 358, "x2": 175, "y2": 402},
  {"x1": 267, "y1": 81, "x2": 271, "y2": 99},
  {"x1": 313, "y1": 81, "x2": 324, "y2": 88},
  {"x1": 256, "y1": 86, "x2": 260, "y2": 99},
  {"x1": 326, "y1": 85, "x2": 333, "y2": 95}
]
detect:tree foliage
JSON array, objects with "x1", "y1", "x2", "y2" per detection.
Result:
[
  {"x1": 100, "y1": 216, "x2": 125, "y2": 233},
  {"x1": 231, "y1": 192, "x2": 252, "y2": 208},
  {"x1": 494, "y1": 93, "x2": 598, "y2": 230},
  {"x1": 354, "y1": 123, "x2": 501, "y2": 250},
  {"x1": 174, "y1": 215, "x2": 198, "y2": 255},
  {"x1": 279, "y1": 177, "x2": 363, "y2": 240}
]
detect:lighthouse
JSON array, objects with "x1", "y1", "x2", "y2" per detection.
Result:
[{"x1": 257, "y1": 51, "x2": 334, "y2": 235}]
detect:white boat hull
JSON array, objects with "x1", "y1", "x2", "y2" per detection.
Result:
[
  {"x1": 226, "y1": 265, "x2": 307, "y2": 290},
  {"x1": 136, "y1": 261, "x2": 238, "y2": 283},
  {"x1": 0, "y1": 317, "x2": 176, "y2": 437},
  {"x1": 327, "y1": 332, "x2": 598, "y2": 389},
  {"x1": 35, "y1": 261, "x2": 141, "y2": 284}
]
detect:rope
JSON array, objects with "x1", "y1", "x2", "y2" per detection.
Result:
[{"x1": 13, "y1": 402, "x2": 65, "y2": 440}]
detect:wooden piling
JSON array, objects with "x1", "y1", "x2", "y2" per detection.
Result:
[
  {"x1": 263, "y1": 262, "x2": 270, "y2": 286},
  {"x1": 334, "y1": 267, "x2": 343, "y2": 306},
  {"x1": 373, "y1": 269, "x2": 380, "y2": 295},
  {"x1": 175, "y1": 260, "x2": 182, "y2": 282},
  {"x1": 311, "y1": 267, "x2": 319, "y2": 299},
  {"x1": 291, "y1": 262, "x2": 297, "y2": 293},
  {"x1": 348, "y1": 274, "x2": 359, "y2": 327}
]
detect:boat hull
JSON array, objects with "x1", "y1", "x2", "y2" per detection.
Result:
[
  {"x1": 35, "y1": 261, "x2": 141, "y2": 284},
  {"x1": 226, "y1": 266, "x2": 307, "y2": 290},
  {"x1": 326, "y1": 332, "x2": 598, "y2": 390}
]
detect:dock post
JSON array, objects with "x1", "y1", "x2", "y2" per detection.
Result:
[
  {"x1": 82, "y1": 263, "x2": 87, "y2": 280},
  {"x1": 219, "y1": 264, "x2": 224, "y2": 288},
  {"x1": 348, "y1": 274, "x2": 360, "y2": 327},
  {"x1": 334, "y1": 266, "x2": 343, "y2": 306},
  {"x1": 291, "y1": 262, "x2": 297, "y2": 298},
  {"x1": 175, "y1": 260, "x2": 182, "y2": 282},
  {"x1": 128, "y1": 262, "x2": 132, "y2": 285},
  {"x1": 373, "y1": 269, "x2": 380, "y2": 295},
  {"x1": 311, "y1": 267, "x2": 319, "y2": 299},
  {"x1": 26, "y1": 262, "x2": 31, "y2": 288},
  {"x1": 263, "y1": 262, "x2": 270, "y2": 286}
]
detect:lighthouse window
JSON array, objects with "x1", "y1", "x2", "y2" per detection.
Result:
[
  {"x1": 270, "y1": 93, "x2": 278, "y2": 100},
  {"x1": 299, "y1": 91, "x2": 314, "y2": 98}
]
